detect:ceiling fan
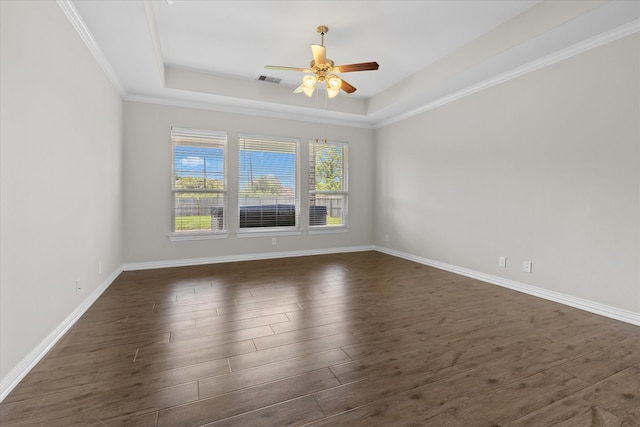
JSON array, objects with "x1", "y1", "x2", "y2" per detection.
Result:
[{"x1": 265, "y1": 26, "x2": 379, "y2": 98}]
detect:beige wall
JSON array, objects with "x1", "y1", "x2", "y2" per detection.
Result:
[
  {"x1": 1, "y1": 0, "x2": 638, "y2": 400},
  {"x1": 375, "y1": 33, "x2": 640, "y2": 312},
  {"x1": 0, "y1": 1, "x2": 124, "y2": 380},
  {"x1": 123, "y1": 102, "x2": 375, "y2": 265}
]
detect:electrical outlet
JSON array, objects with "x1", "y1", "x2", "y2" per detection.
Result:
[
  {"x1": 98, "y1": 261, "x2": 102, "y2": 274},
  {"x1": 385, "y1": 234, "x2": 389, "y2": 242},
  {"x1": 271, "y1": 237, "x2": 277, "y2": 246},
  {"x1": 75, "y1": 279, "x2": 81, "y2": 294},
  {"x1": 498, "y1": 256, "x2": 506, "y2": 268},
  {"x1": 523, "y1": 261, "x2": 532, "y2": 273}
]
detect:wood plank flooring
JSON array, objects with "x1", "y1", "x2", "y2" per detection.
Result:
[{"x1": 2, "y1": 251, "x2": 640, "y2": 426}]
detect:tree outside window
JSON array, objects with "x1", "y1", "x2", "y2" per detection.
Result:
[{"x1": 309, "y1": 142, "x2": 347, "y2": 227}]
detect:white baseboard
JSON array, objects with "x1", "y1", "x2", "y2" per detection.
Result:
[
  {"x1": 375, "y1": 246, "x2": 640, "y2": 327},
  {"x1": 1, "y1": 246, "x2": 373, "y2": 402},
  {"x1": 0, "y1": 266, "x2": 123, "y2": 402},
  {"x1": 122, "y1": 245, "x2": 375, "y2": 271},
  {"x1": 5, "y1": 245, "x2": 636, "y2": 403}
]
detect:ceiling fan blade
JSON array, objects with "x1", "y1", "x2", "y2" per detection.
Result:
[
  {"x1": 264, "y1": 65, "x2": 308, "y2": 72},
  {"x1": 311, "y1": 44, "x2": 326, "y2": 65},
  {"x1": 334, "y1": 62, "x2": 379, "y2": 73},
  {"x1": 340, "y1": 79, "x2": 357, "y2": 94}
]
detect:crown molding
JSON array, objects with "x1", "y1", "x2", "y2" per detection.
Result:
[
  {"x1": 56, "y1": 0, "x2": 127, "y2": 97},
  {"x1": 375, "y1": 19, "x2": 640, "y2": 128},
  {"x1": 124, "y1": 93, "x2": 376, "y2": 129},
  {"x1": 142, "y1": 0, "x2": 165, "y2": 86},
  {"x1": 58, "y1": 0, "x2": 638, "y2": 131},
  {"x1": 127, "y1": 18, "x2": 639, "y2": 130}
]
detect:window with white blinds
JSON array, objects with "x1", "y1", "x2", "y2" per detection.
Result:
[
  {"x1": 172, "y1": 127, "x2": 226, "y2": 233},
  {"x1": 238, "y1": 134, "x2": 299, "y2": 229},
  {"x1": 309, "y1": 141, "x2": 347, "y2": 227}
]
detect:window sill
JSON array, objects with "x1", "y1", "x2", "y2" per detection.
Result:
[
  {"x1": 236, "y1": 229, "x2": 302, "y2": 238},
  {"x1": 169, "y1": 231, "x2": 229, "y2": 241},
  {"x1": 308, "y1": 226, "x2": 350, "y2": 235}
]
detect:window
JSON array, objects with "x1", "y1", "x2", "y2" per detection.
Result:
[
  {"x1": 238, "y1": 134, "x2": 298, "y2": 230},
  {"x1": 172, "y1": 127, "x2": 226, "y2": 234},
  {"x1": 309, "y1": 141, "x2": 347, "y2": 228}
]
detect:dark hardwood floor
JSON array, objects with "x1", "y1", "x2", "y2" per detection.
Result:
[{"x1": 2, "y1": 251, "x2": 640, "y2": 426}]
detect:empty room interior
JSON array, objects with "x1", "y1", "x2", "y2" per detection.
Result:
[{"x1": 1, "y1": 0, "x2": 640, "y2": 425}]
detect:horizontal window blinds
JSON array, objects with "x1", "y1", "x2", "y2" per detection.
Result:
[
  {"x1": 172, "y1": 127, "x2": 226, "y2": 232},
  {"x1": 238, "y1": 134, "x2": 299, "y2": 229},
  {"x1": 309, "y1": 141, "x2": 347, "y2": 227}
]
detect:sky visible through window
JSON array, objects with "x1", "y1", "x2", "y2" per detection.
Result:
[
  {"x1": 175, "y1": 146, "x2": 224, "y2": 182},
  {"x1": 239, "y1": 150, "x2": 296, "y2": 189},
  {"x1": 175, "y1": 146, "x2": 296, "y2": 189}
]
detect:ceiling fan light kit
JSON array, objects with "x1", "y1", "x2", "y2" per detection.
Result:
[
  {"x1": 265, "y1": 25, "x2": 379, "y2": 99},
  {"x1": 302, "y1": 74, "x2": 317, "y2": 97},
  {"x1": 326, "y1": 75, "x2": 342, "y2": 98}
]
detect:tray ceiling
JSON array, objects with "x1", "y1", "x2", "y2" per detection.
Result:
[{"x1": 68, "y1": 0, "x2": 640, "y2": 127}]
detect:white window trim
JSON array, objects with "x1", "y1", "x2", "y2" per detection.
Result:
[
  {"x1": 168, "y1": 231, "x2": 229, "y2": 241},
  {"x1": 307, "y1": 226, "x2": 350, "y2": 235},
  {"x1": 308, "y1": 140, "x2": 348, "y2": 230},
  {"x1": 237, "y1": 133, "x2": 300, "y2": 232},
  {"x1": 236, "y1": 229, "x2": 302, "y2": 238},
  {"x1": 171, "y1": 127, "x2": 227, "y2": 237}
]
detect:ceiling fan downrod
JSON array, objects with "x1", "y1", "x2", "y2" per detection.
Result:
[{"x1": 317, "y1": 26, "x2": 328, "y2": 46}]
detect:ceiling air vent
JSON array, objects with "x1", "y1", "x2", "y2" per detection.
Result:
[{"x1": 257, "y1": 75, "x2": 282, "y2": 84}]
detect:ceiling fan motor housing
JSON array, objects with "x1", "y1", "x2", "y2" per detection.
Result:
[
  {"x1": 310, "y1": 59, "x2": 334, "y2": 82},
  {"x1": 264, "y1": 24, "x2": 378, "y2": 96}
]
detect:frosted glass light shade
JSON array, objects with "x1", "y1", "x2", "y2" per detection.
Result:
[
  {"x1": 302, "y1": 75, "x2": 317, "y2": 97},
  {"x1": 326, "y1": 76, "x2": 342, "y2": 98}
]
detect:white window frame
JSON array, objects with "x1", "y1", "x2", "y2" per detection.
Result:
[
  {"x1": 236, "y1": 134, "x2": 301, "y2": 238},
  {"x1": 308, "y1": 140, "x2": 349, "y2": 234},
  {"x1": 169, "y1": 127, "x2": 228, "y2": 241}
]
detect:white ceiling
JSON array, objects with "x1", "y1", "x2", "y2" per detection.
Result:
[{"x1": 68, "y1": 0, "x2": 640, "y2": 127}]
